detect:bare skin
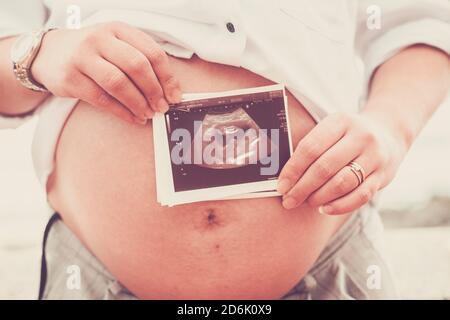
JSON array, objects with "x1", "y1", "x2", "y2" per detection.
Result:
[
  {"x1": 47, "y1": 55, "x2": 352, "y2": 299},
  {"x1": 0, "y1": 22, "x2": 448, "y2": 298}
]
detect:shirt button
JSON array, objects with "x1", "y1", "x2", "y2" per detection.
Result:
[{"x1": 226, "y1": 22, "x2": 235, "y2": 33}]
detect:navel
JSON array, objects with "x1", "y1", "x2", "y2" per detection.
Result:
[{"x1": 205, "y1": 208, "x2": 221, "y2": 228}]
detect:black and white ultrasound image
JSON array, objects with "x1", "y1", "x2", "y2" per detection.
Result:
[{"x1": 165, "y1": 89, "x2": 291, "y2": 192}]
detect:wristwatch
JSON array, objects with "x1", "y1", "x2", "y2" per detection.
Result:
[{"x1": 10, "y1": 28, "x2": 56, "y2": 92}]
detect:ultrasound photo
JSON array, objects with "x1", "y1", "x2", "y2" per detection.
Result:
[
  {"x1": 166, "y1": 86, "x2": 291, "y2": 190},
  {"x1": 153, "y1": 84, "x2": 293, "y2": 206}
]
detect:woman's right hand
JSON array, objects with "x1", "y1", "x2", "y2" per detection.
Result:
[{"x1": 32, "y1": 22, "x2": 182, "y2": 124}]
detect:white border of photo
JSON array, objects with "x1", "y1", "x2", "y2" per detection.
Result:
[{"x1": 152, "y1": 84, "x2": 292, "y2": 207}]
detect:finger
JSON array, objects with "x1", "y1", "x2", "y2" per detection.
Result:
[
  {"x1": 307, "y1": 153, "x2": 376, "y2": 207},
  {"x1": 278, "y1": 114, "x2": 348, "y2": 195},
  {"x1": 80, "y1": 57, "x2": 150, "y2": 121},
  {"x1": 72, "y1": 72, "x2": 142, "y2": 124},
  {"x1": 112, "y1": 23, "x2": 182, "y2": 104},
  {"x1": 98, "y1": 38, "x2": 165, "y2": 113},
  {"x1": 318, "y1": 173, "x2": 381, "y2": 215},
  {"x1": 281, "y1": 134, "x2": 363, "y2": 209}
]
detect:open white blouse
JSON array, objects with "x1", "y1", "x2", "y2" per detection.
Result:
[{"x1": 1, "y1": 0, "x2": 449, "y2": 189}]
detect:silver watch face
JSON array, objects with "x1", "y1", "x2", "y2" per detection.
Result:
[{"x1": 10, "y1": 33, "x2": 36, "y2": 63}]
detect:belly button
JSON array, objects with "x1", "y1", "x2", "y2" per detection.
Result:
[
  {"x1": 201, "y1": 208, "x2": 224, "y2": 230},
  {"x1": 192, "y1": 207, "x2": 228, "y2": 232},
  {"x1": 206, "y1": 209, "x2": 219, "y2": 225}
]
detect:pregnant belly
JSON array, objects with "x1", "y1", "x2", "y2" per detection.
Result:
[{"x1": 47, "y1": 55, "x2": 350, "y2": 299}]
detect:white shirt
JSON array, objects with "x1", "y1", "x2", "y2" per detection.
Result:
[{"x1": 1, "y1": 0, "x2": 449, "y2": 189}]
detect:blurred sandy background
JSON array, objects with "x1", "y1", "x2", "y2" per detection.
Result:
[{"x1": 1, "y1": 98, "x2": 449, "y2": 300}]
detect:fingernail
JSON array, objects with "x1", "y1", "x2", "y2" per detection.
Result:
[
  {"x1": 282, "y1": 196, "x2": 298, "y2": 210},
  {"x1": 134, "y1": 117, "x2": 147, "y2": 125},
  {"x1": 277, "y1": 179, "x2": 291, "y2": 194},
  {"x1": 318, "y1": 205, "x2": 333, "y2": 215},
  {"x1": 157, "y1": 98, "x2": 169, "y2": 113}
]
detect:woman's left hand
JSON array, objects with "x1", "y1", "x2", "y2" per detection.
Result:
[{"x1": 277, "y1": 112, "x2": 408, "y2": 215}]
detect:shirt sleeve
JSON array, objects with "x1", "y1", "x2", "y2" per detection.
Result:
[
  {"x1": 0, "y1": 0, "x2": 47, "y2": 129},
  {"x1": 356, "y1": 0, "x2": 450, "y2": 88}
]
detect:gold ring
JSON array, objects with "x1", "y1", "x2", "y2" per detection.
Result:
[
  {"x1": 347, "y1": 161, "x2": 366, "y2": 187},
  {"x1": 349, "y1": 161, "x2": 366, "y2": 182},
  {"x1": 348, "y1": 165, "x2": 363, "y2": 186},
  {"x1": 347, "y1": 161, "x2": 366, "y2": 186}
]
